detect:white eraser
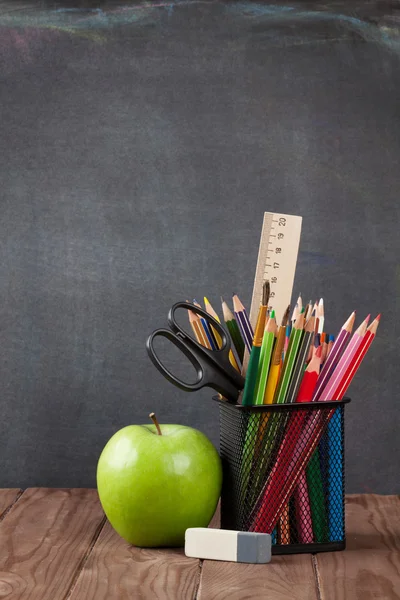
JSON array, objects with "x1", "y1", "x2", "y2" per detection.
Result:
[{"x1": 185, "y1": 528, "x2": 271, "y2": 564}]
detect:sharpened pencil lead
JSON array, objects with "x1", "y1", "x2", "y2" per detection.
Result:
[
  {"x1": 282, "y1": 304, "x2": 290, "y2": 327},
  {"x1": 262, "y1": 280, "x2": 270, "y2": 306}
]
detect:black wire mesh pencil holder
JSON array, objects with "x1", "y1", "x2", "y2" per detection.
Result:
[{"x1": 217, "y1": 397, "x2": 351, "y2": 555}]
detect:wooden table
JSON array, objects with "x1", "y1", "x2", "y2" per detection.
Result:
[{"x1": 0, "y1": 490, "x2": 398, "y2": 599}]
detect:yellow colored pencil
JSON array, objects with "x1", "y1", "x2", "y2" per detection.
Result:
[{"x1": 264, "y1": 305, "x2": 290, "y2": 404}]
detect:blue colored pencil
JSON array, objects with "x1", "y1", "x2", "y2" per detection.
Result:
[
  {"x1": 328, "y1": 409, "x2": 344, "y2": 541},
  {"x1": 193, "y1": 299, "x2": 217, "y2": 350}
]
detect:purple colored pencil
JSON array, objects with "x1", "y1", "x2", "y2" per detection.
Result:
[
  {"x1": 232, "y1": 294, "x2": 254, "y2": 352},
  {"x1": 312, "y1": 312, "x2": 356, "y2": 401}
]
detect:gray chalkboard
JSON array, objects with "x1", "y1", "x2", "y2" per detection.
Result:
[{"x1": 0, "y1": 0, "x2": 398, "y2": 493}]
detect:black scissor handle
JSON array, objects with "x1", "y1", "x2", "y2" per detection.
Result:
[
  {"x1": 146, "y1": 302, "x2": 245, "y2": 402},
  {"x1": 146, "y1": 328, "x2": 206, "y2": 393},
  {"x1": 168, "y1": 302, "x2": 244, "y2": 389}
]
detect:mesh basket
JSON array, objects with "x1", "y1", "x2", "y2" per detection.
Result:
[{"x1": 217, "y1": 398, "x2": 350, "y2": 554}]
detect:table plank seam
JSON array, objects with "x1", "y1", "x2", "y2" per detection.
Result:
[
  {"x1": 193, "y1": 558, "x2": 204, "y2": 600},
  {"x1": 63, "y1": 514, "x2": 107, "y2": 600},
  {"x1": 312, "y1": 555, "x2": 323, "y2": 600},
  {"x1": 0, "y1": 488, "x2": 24, "y2": 523}
]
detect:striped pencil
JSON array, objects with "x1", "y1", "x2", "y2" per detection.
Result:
[
  {"x1": 312, "y1": 312, "x2": 356, "y2": 401},
  {"x1": 221, "y1": 298, "x2": 245, "y2": 362},
  {"x1": 188, "y1": 309, "x2": 212, "y2": 349},
  {"x1": 233, "y1": 294, "x2": 254, "y2": 353}
]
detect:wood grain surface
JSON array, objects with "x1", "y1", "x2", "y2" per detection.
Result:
[
  {"x1": 0, "y1": 488, "x2": 105, "y2": 600},
  {"x1": 0, "y1": 489, "x2": 21, "y2": 519},
  {"x1": 69, "y1": 521, "x2": 201, "y2": 600},
  {"x1": 0, "y1": 492, "x2": 398, "y2": 599},
  {"x1": 315, "y1": 494, "x2": 400, "y2": 600},
  {"x1": 197, "y1": 554, "x2": 318, "y2": 600}
]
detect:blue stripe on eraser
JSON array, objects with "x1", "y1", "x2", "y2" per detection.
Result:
[{"x1": 237, "y1": 531, "x2": 271, "y2": 564}]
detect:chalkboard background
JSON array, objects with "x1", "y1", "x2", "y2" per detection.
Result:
[{"x1": 0, "y1": 0, "x2": 399, "y2": 492}]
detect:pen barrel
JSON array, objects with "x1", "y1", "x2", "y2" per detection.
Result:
[{"x1": 217, "y1": 398, "x2": 349, "y2": 555}]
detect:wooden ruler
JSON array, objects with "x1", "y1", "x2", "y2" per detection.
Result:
[{"x1": 249, "y1": 212, "x2": 302, "y2": 327}]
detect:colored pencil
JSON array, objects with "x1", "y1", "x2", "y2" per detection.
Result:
[
  {"x1": 294, "y1": 470, "x2": 313, "y2": 543},
  {"x1": 241, "y1": 282, "x2": 269, "y2": 406},
  {"x1": 312, "y1": 312, "x2": 356, "y2": 401},
  {"x1": 285, "y1": 315, "x2": 315, "y2": 404},
  {"x1": 254, "y1": 311, "x2": 277, "y2": 405},
  {"x1": 188, "y1": 309, "x2": 212, "y2": 349},
  {"x1": 233, "y1": 294, "x2": 254, "y2": 353},
  {"x1": 264, "y1": 306, "x2": 290, "y2": 404},
  {"x1": 291, "y1": 294, "x2": 302, "y2": 324},
  {"x1": 193, "y1": 299, "x2": 217, "y2": 350},
  {"x1": 240, "y1": 283, "x2": 270, "y2": 505},
  {"x1": 278, "y1": 504, "x2": 290, "y2": 545},
  {"x1": 221, "y1": 297, "x2": 245, "y2": 362},
  {"x1": 306, "y1": 448, "x2": 329, "y2": 542},
  {"x1": 204, "y1": 296, "x2": 240, "y2": 372},
  {"x1": 283, "y1": 323, "x2": 291, "y2": 359},
  {"x1": 304, "y1": 300, "x2": 313, "y2": 321},
  {"x1": 327, "y1": 334, "x2": 334, "y2": 358},
  {"x1": 321, "y1": 333, "x2": 328, "y2": 363},
  {"x1": 274, "y1": 311, "x2": 305, "y2": 404}
]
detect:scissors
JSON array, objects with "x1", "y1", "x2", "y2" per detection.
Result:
[{"x1": 146, "y1": 302, "x2": 245, "y2": 403}]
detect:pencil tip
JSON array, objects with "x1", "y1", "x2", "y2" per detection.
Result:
[
  {"x1": 204, "y1": 296, "x2": 210, "y2": 305},
  {"x1": 221, "y1": 296, "x2": 224, "y2": 304},
  {"x1": 376, "y1": 313, "x2": 381, "y2": 321}
]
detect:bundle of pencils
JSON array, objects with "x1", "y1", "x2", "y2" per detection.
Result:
[{"x1": 188, "y1": 289, "x2": 380, "y2": 545}]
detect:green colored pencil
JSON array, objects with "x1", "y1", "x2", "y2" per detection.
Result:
[
  {"x1": 254, "y1": 311, "x2": 277, "y2": 405},
  {"x1": 306, "y1": 450, "x2": 329, "y2": 542},
  {"x1": 240, "y1": 282, "x2": 269, "y2": 510},
  {"x1": 274, "y1": 311, "x2": 305, "y2": 404},
  {"x1": 221, "y1": 297, "x2": 245, "y2": 362}
]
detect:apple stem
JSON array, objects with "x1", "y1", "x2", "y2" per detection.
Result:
[{"x1": 149, "y1": 412, "x2": 162, "y2": 435}]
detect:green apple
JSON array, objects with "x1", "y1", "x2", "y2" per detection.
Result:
[{"x1": 97, "y1": 414, "x2": 222, "y2": 547}]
